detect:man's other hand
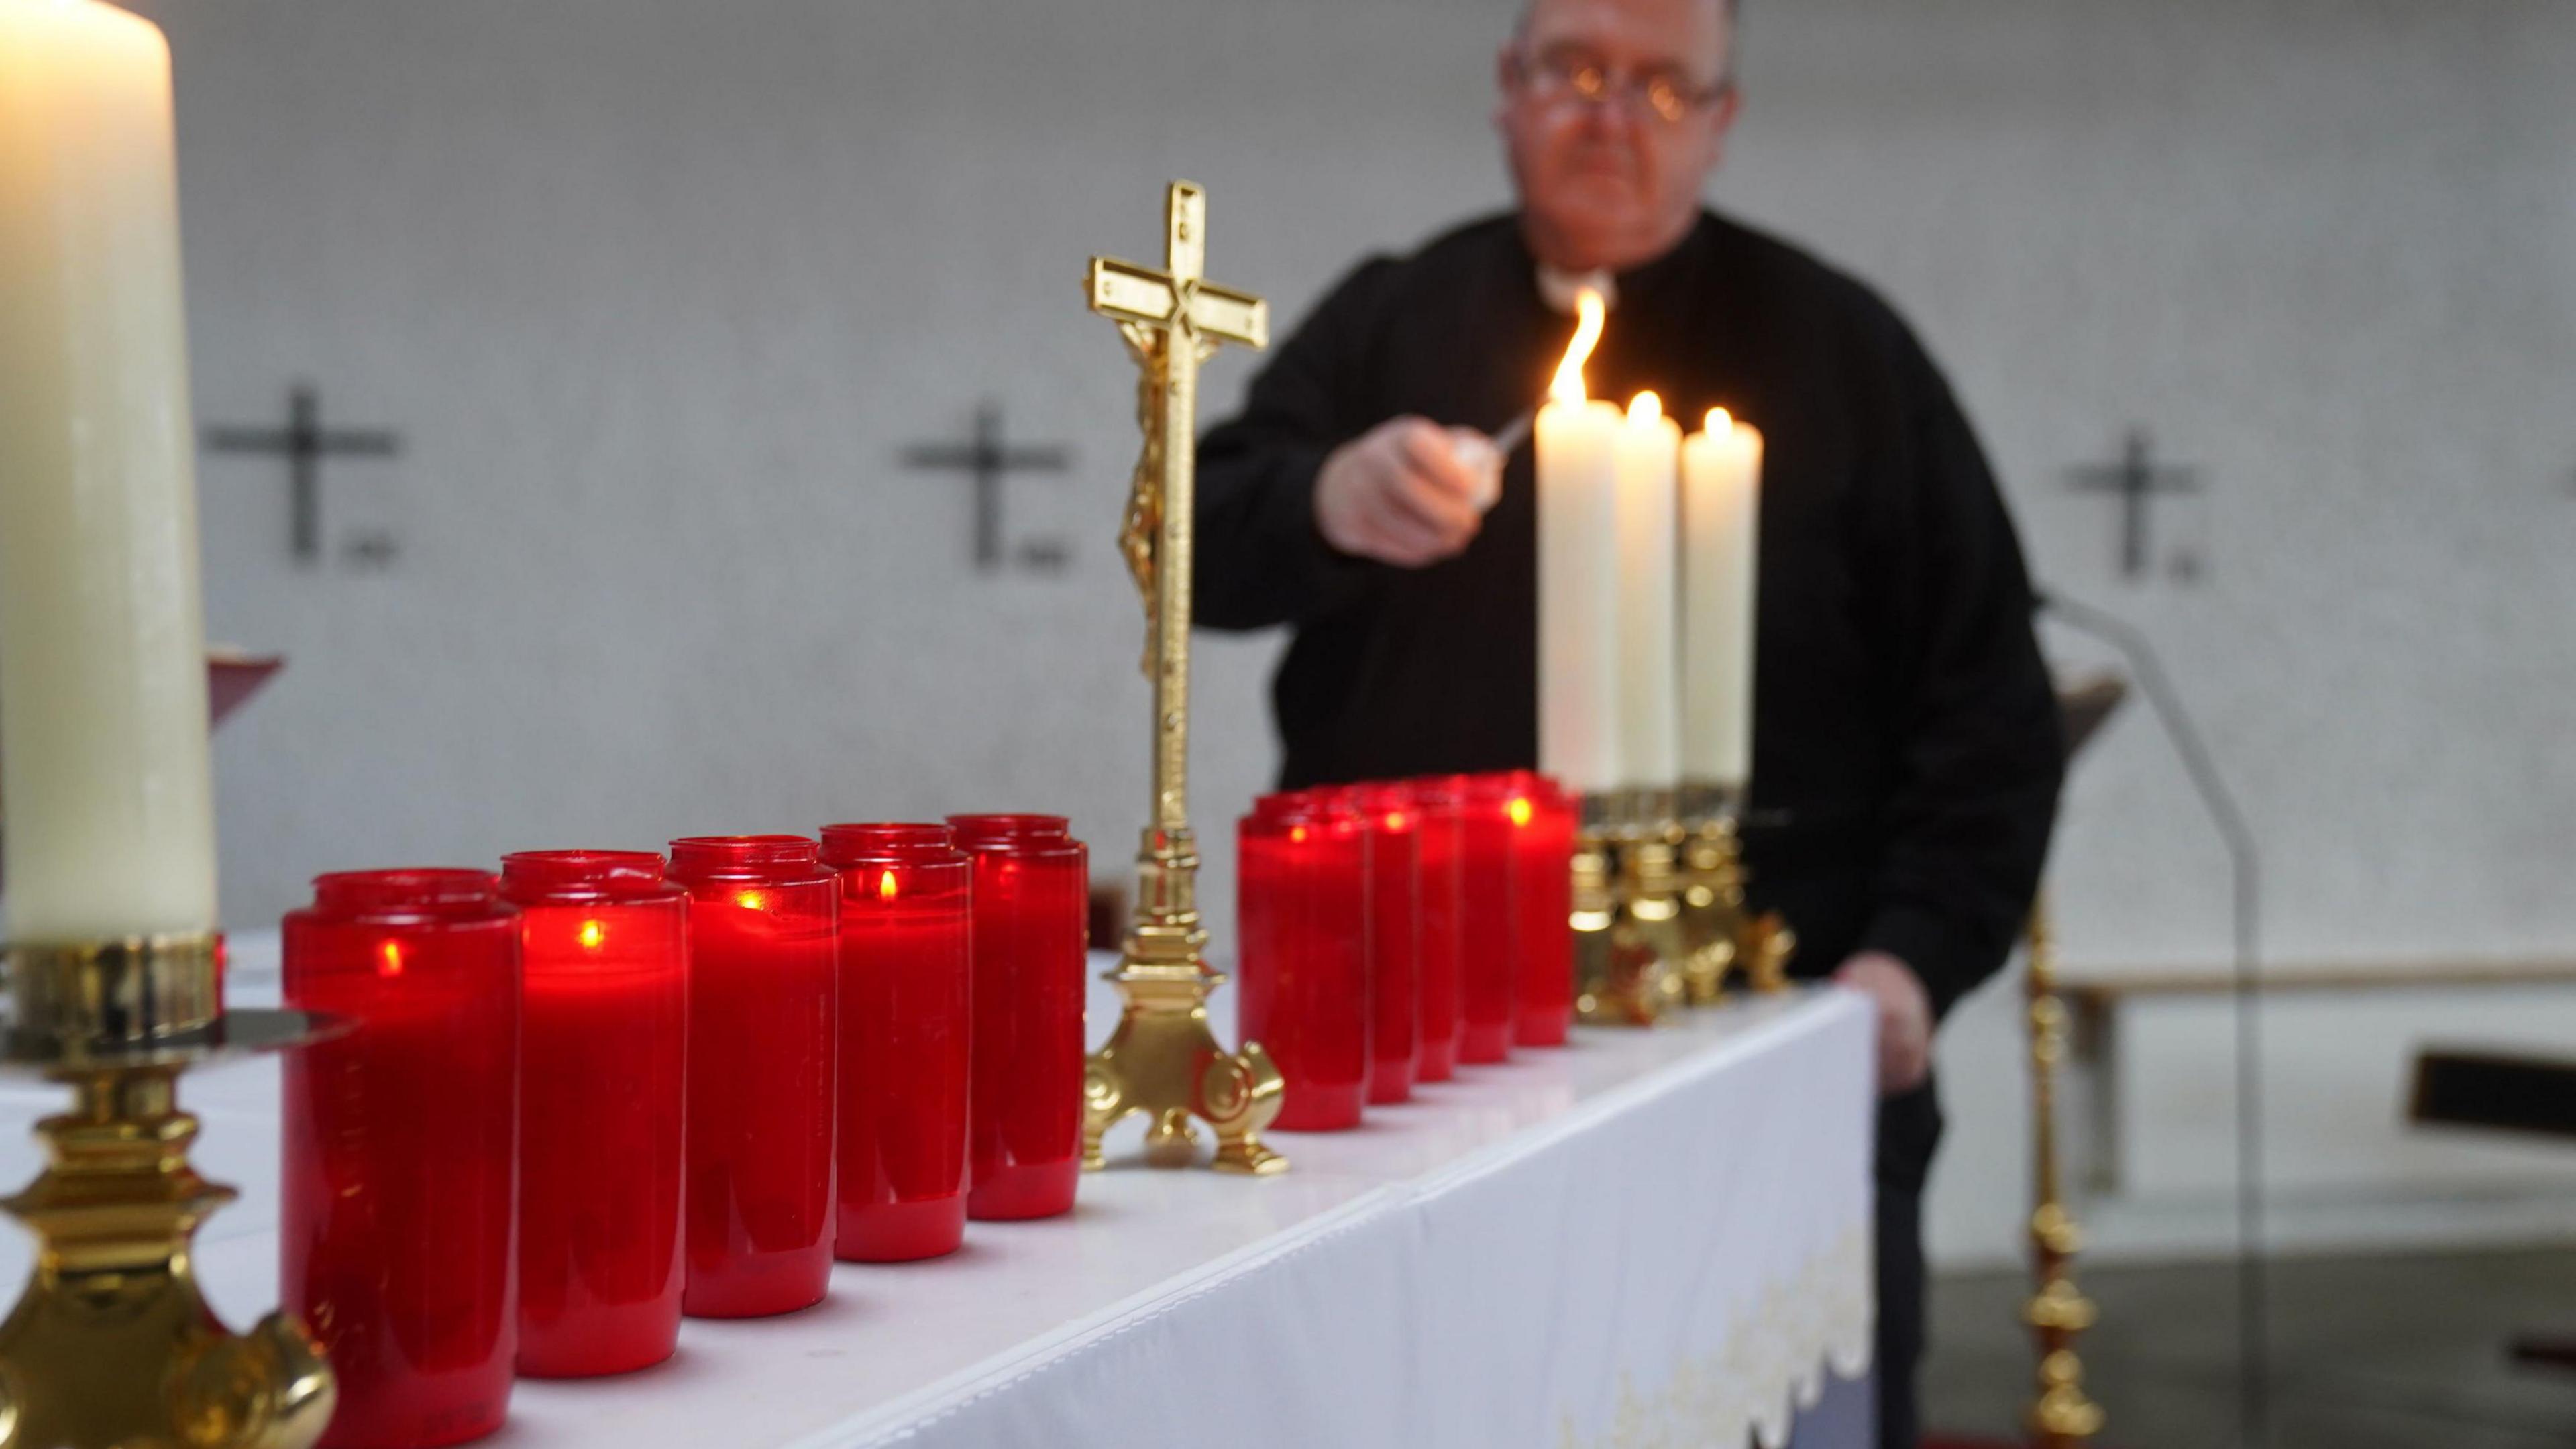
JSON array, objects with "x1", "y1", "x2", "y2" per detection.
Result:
[
  {"x1": 1833, "y1": 951, "x2": 1933, "y2": 1096},
  {"x1": 1315, "y1": 416, "x2": 1493, "y2": 566}
]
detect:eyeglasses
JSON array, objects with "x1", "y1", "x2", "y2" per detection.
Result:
[{"x1": 1509, "y1": 47, "x2": 1730, "y2": 126}]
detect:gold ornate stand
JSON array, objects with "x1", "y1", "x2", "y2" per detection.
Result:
[
  {"x1": 0, "y1": 935, "x2": 336, "y2": 1449},
  {"x1": 1078, "y1": 181, "x2": 1286, "y2": 1176},
  {"x1": 2023, "y1": 896, "x2": 2105, "y2": 1446},
  {"x1": 1673, "y1": 782, "x2": 1795, "y2": 1003}
]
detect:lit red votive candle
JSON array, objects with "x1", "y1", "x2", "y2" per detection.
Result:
[
  {"x1": 819, "y1": 823, "x2": 973, "y2": 1261},
  {"x1": 498, "y1": 850, "x2": 687, "y2": 1378},
  {"x1": 947, "y1": 814, "x2": 1089, "y2": 1221},
  {"x1": 283, "y1": 869, "x2": 519, "y2": 1449},
  {"x1": 1455, "y1": 773, "x2": 1525, "y2": 1065},
  {"x1": 1505, "y1": 773, "x2": 1578, "y2": 1046},
  {"x1": 666, "y1": 835, "x2": 837, "y2": 1318},
  {"x1": 1237, "y1": 790, "x2": 1371, "y2": 1130},
  {"x1": 1320, "y1": 780, "x2": 1419, "y2": 1105},
  {"x1": 1406, "y1": 774, "x2": 1469, "y2": 1081}
]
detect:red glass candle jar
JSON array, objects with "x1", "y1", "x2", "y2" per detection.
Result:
[
  {"x1": 498, "y1": 851, "x2": 687, "y2": 1378},
  {"x1": 946, "y1": 814, "x2": 1087, "y2": 1221},
  {"x1": 283, "y1": 869, "x2": 519, "y2": 1449},
  {"x1": 1238, "y1": 790, "x2": 1371, "y2": 1130},
  {"x1": 1407, "y1": 775, "x2": 1468, "y2": 1081},
  {"x1": 1320, "y1": 782, "x2": 1418, "y2": 1106},
  {"x1": 819, "y1": 822, "x2": 972, "y2": 1262},
  {"x1": 1506, "y1": 773, "x2": 1578, "y2": 1046},
  {"x1": 666, "y1": 836, "x2": 837, "y2": 1318},
  {"x1": 1456, "y1": 774, "x2": 1524, "y2": 1065}
]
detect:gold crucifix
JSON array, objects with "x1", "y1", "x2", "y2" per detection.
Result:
[{"x1": 1080, "y1": 181, "x2": 1286, "y2": 1176}]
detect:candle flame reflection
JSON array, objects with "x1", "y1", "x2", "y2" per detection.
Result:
[{"x1": 1547, "y1": 288, "x2": 1605, "y2": 405}]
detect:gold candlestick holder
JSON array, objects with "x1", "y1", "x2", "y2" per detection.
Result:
[
  {"x1": 1676, "y1": 781, "x2": 1797, "y2": 998},
  {"x1": 1077, "y1": 180, "x2": 1287, "y2": 1177},
  {"x1": 0, "y1": 932, "x2": 337, "y2": 1449},
  {"x1": 1572, "y1": 791, "x2": 1683, "y2": 1026}
]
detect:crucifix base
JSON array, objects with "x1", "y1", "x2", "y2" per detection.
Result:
[{"x1": 1081, "y1": 827, "x2": 1287, "y2": 1176}]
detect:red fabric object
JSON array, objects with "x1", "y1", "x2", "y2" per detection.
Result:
[
  {"x1": 666, "y1": 836, "x2": 837, "y2": 1319},
  {"x1": 282, "y1": 869, "x2": 519, "y2": 1449},
  {"x1": 947, "y1": 814, "x2": 1088, "y2": 1221},
  {"x1": 1237, "y1": 790, "x2": 1371, "y2": 1131},
  {"x1": 498, "y1": 851, "x2": 687, "y2": 1378},
  {"x1": 819, "y1": 823, "x2": 973, "y2": 1263}
]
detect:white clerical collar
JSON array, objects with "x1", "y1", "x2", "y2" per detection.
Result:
[{"x1": 1534, "y1": 264, "x2": 1617, "y2": 315}]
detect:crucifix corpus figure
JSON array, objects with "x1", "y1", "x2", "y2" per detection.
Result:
[{"x1": 1078, "y1": 181, "x2": 1287, "y2": 1177}]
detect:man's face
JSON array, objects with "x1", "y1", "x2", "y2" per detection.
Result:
[{"x1": 1497, "y1": 0, "x2": 1740, "y2": 272}]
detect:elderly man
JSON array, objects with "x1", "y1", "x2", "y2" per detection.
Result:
[{"x1": 1191, "y1": 0, "x2": 2063, "y2": 1441}]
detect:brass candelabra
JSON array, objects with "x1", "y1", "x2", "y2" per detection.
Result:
[
  {"x1": 1077, "y1": 180, "x2": 1287, "y2": 1176},
  {"x1": 2023, "y1": 894, "x2": 2105, "y2": 1446},
  {"x1": 0, "y1": 933, "x2": 337, "y2": 1448}
]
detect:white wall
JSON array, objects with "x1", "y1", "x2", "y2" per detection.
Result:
[{"x1": 115, "y1": 0, "x2": 2576, "y2": 1264}]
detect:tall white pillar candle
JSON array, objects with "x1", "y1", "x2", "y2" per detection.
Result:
[
  {"x1": 1611, "y1": 392, "x2": 1680, "y2": 789},
  {"x1": 1679, "y1": 410, "x2": 1762, "y2": 791},
  {"x1": 0, "y1": 0, "x2": 218, "y2": 941},
  {"x1": 1534, "y1": 289, "x2": 1621, "y2": 795}
]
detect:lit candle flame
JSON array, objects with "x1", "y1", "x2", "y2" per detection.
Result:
[
  {"x1": 378, "y1": 939, "x2": 405, "y2": 977},
  {"x1": 878, "y1": 869, "x2": 898, "y2": 902},
  {"x1": 1507, "y1": 796, "x2": 1535, "y2": 828},
  {"x1": 1627, "y1": 390, "x2": 1662, "y2": 425},
  {"x1": 1705, "y1": 406, "x2": 1731, "y2": 436},
  {"x1": 734, "y1": 889, "x2": 769, "y2": 912},
  {"x1": 578, "y1": 919, "x2": 604, "y2": 951},
  {"x1": 1548, "y1": 288, "x2": 1606, "y2": 405}
]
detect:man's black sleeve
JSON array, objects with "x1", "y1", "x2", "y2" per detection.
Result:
[
  {"x1": 1191, "y1": 258, "x2": 1396, "y2": 631},
  {"x1": 1856, "y1": 325, "x2": 2068, "y2": 1020}
]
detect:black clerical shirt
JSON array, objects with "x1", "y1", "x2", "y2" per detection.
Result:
[{"x1": 1193, "y1": 210, "x2": 2063, "y2": 1016}]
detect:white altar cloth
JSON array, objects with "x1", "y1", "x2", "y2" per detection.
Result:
[{"x1": 0, "y1": 934, "x2": 1874, "y2": 1449}]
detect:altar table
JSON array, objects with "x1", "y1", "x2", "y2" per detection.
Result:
[{"x1": 0, "y1": 933, "x2": 1875, "y2": 1449}]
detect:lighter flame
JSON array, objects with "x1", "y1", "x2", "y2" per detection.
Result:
[
  {"x1": 1705, "y1": 407, "x2": 1731, "y2": 436},
  {"x1": 1627, "y1": 391, "x2": 1662, "y2": 425},
  {"x1": 1547, "y1": 288, "x2": 1606, "y2": 405}
]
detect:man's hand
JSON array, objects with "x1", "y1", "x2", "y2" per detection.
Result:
[
  {"x1": 1833, "y1": 951, "x2": 1934, "y2": 1096},
  {"x1": 1314, "y1": 416, "x2": 1497, "y2": 566}
]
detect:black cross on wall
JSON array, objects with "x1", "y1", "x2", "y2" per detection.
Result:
[
  {"x1": 203, "y1": 384, "x2": 402, "y2": 565},
  {"x1": 2069, "y1": 427, "x2": 2200, "y2": 580},
  {"x1": 900, "y1": 402, "x2": 1072, "y2": 571}
]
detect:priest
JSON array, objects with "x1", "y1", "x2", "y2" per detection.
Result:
[{"x1": 1193, "y1": 0, "x2": 2064, "y2": 1441}]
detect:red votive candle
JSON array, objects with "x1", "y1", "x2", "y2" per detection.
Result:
[
  {"x1": 1320, "y1": 782, "x2": 1418, "y2": 1105},
  {"x1": 1507, "y1": 773, "x2": 1578, "y2": 1046},
  {"x1": 947, "y1": 814, "x2": 1088, "y2": 1221},
  {"x1": 283, "y1": 869, "x2": 519, "y2": 1449},
  {"x1": 666, "y1": 836, "x2": 837, "y2": 1318},
  {"x1": 820, "y1": 823, "x2": 972, "y2": 1262},
  {"x1": 499, "y1": 851, "x2": 687, "y2": 1378},
  {"x1": 1237, "y1": 790, "x2": 1370, "y2": 1130},
  {"x1": 1456, "y1": 773, "x2": 1524, "y2": 1065},
  {"x1": 1407, "y1": 774, "x2": 1468, "y2": 1081}
]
